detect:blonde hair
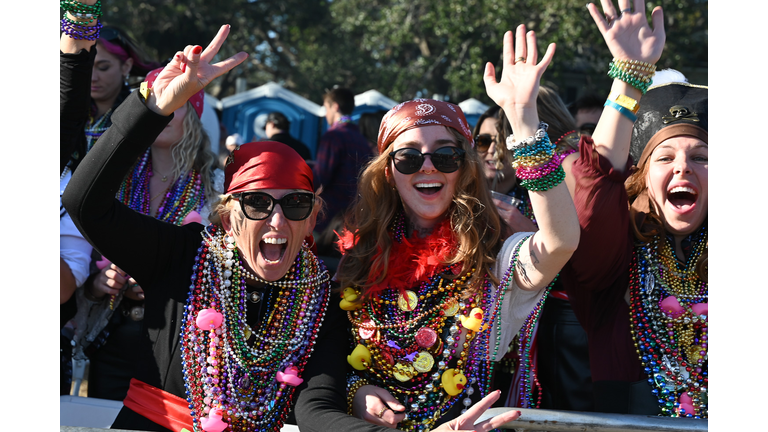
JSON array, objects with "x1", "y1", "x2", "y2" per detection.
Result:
[
  {"x1": 169, "y1": 102, "x2": 219, "y2": 201},
  {"x1": 336, "y1": 127, "x2": 503, "y2": 299}
]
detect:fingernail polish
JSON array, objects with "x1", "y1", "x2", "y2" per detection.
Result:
[{"x1": 192, "y1": 45, "x2": 202, "y2": 54}]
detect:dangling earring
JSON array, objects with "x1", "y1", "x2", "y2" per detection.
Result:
[
  {"x1": 304, "y1": 236, "x2": 316, "y2": 251},
  {"x1": 124, "y1": 73, "x2": 130, "y2": 87},
  {"x1": 225, "y1": 234, "x2": 236, "y2": 250}
]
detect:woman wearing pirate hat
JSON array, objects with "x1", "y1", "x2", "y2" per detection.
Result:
[{"x1": 559, "y1": 0, "x2": 707, "y2": 417}]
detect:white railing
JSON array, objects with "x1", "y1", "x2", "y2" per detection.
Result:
[
  {"x1": 61, "y1": 397, "x2": 707, "y2": 432},
  {"x1": 480, "y1": 407, "x2": 707, "y2": 432}
]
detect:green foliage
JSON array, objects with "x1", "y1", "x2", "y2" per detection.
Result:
[{"x1": 102, "y1": 0, "x2": 707, "y2": 104}]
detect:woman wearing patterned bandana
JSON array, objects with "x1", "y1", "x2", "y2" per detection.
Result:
[
  {"x1": 294, "y1": 24, "x2": 580, "y2": 432},
  {"x1": 65, "y1": 26, "x2": 352, "y2": 432}
]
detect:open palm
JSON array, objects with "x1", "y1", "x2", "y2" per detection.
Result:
[
  {"x1": 483, "y1": 25, "x2": 555, "y2": 112},
  {"x1": 588, "y1": 0, "x2": 665, "y2": 64},
  {"x1": 433, "y1": 390, "x2": 520, "y2": 432}
]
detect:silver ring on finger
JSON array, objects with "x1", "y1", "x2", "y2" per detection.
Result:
[
  {"x1": 514, "y1": 56, "x2": 526, "y2": 64},
  {"x1": 621, "y1": 8, "x2": 632, "y2": 14}
]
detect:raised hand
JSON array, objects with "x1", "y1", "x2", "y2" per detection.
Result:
[
  {"x1": 147, "y1": 25, "x2": 248, "y2": 116},
  {"x1": 433, "y1": 390, "x2": 521, "y2": 432},
  {"x1": 483, "y1": 25, "x2": 555, "y2": 112},
  {"x1": 588, "y1": 0, "x2": 665, "y2": 63}
]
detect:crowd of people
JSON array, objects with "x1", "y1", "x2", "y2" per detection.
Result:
[{"x1": 60, "y1": 0, "x2": 708, "y2": 430}]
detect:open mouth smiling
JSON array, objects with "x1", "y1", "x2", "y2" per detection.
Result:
[
  {"x1": 415, "y1": 182, "x2": 443, "y2": 196},
  {"x1": 260, "y1": 237, "x2": 287, "y2": 264},
  {"x1": 667, "y1": 186, "x2": 698, "y2": 211}
]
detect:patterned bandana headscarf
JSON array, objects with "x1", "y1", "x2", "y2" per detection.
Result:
[
  {"x1": 224, "y1": 141, "x2": 314, "y2": 194},
  {"x1": 377, "y1": 99, "x2": 474, "y2": 154},
  {"x1": 144, "y1": 67, "x2": 205, "y2": 119}
]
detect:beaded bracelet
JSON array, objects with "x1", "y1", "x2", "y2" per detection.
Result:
[
  {"x1": 505, "y1": 122, "x2": 549, "y2": 151},
  {"x1": 520, "y1": 165, "x2": 566, "y2": 191},
  {"x1": 60, "y1": 0, "x2": 102, "y2": 14},
  {"x1": 346, "y1": 375, "x2": 369, "y2": 415},
  {"x1": 512, "y1": 130, "x2": 566, "y2": 192},
  {"x1": 60, "y1": 0, "x2": 103, "y2": 25},
  {"x1": 516, "y1": 154, "x2": 563, "y2": 179},
  {"x1": 608, "y1": 58, "x2": 656, "y2": 94},
  {"x1": 512, "y1": 149, "x2": 556, "y2": 170},
  {"x1": 604, "y1": 99, "x2": 638, "y2": 122},
  {"x1": 61, "y1": 18, "x2": 103, "y2": 41},
  {"x1": 612, "y1": 58, "x2": 656, "y2": 76}
]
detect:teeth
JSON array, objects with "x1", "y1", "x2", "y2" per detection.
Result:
[
  {"x1": 669, "y1": 186, "x2": 696, "y2": 194},
  {"x1": 415, "y1": 183, "x2": 442, "y2": 188},
  {"x1": 263, "y1": 237, "x2": 287, "y2": 245}
]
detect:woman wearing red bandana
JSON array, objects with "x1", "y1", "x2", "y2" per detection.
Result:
[
  {"x1": 294, "y1": 25, "x2": 580, "y2": 432},
  {"x1": 65, "y1": 26, "x2": 351, "y2": 432}
]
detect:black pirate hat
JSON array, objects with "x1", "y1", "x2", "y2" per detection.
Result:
[{"x1": 630, "y1": 80, "x2": 708, "y2": 167}]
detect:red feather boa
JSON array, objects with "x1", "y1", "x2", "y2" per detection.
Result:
[{"x1": 336, "y1": 218, "x2": 458, "y2": 297}]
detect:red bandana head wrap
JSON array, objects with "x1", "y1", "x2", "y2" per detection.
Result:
[
  {"x1": 145, "y1": 67, "x2": 205, "y2": 119},
  {"x1": 377, "y1": 99, "x2": 474, "y2": 154},
  {"x1": 224, "y1": 141, "x2": 314, "y2": 194}
]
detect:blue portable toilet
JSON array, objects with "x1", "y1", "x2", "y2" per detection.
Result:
[
  {"x1": 458, "y1": 98, "x2": 490, "y2": 131},
  {"x1": 352, "y1": 90, "x2": 399, "y2": 122},
  {"x1": 219, "y1": 82, "x2": 324, "y2": 158},
  {"x1": 201, "y1": 93, "x2": 221, "y2": 156},
  {"x1": 318, "y1": 89, "x2": 399, "y2": 133}
]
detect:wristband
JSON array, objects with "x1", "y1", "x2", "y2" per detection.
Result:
[
  {"x1": 607, "y1": 91, "x2": 640, "y2": 114},
  {"x1": 604, "y1": 99, "x2": 638, "y2": 122}
]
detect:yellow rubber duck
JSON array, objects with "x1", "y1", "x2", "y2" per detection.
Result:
[
  {"x1": 441, "y1": 368, "x2": 467, "y2": 396},
  {"x1": 347, "y1": 344, "x2": 371, "y2": 370},
  {"x1": 459, "y1": 307, "x2": 487, "y2": 333},
  {"x1": 339, "y1": 287, "x2": 363, "y2": 311}
]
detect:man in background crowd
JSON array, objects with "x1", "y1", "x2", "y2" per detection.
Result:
[{"x1": 264, "y1": 111, "x2": 312, "y2": 161}]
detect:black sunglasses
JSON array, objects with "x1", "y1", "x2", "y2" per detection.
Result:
[
  {"x1": 473, "y1": 134, "x2": 496, "y2": 153},
  {"x1": 389, "y1": 146, "x2": 466, "y2": 175},
  {"x1": 232, "y1": 192, "x2": 315, "y2": 221}
]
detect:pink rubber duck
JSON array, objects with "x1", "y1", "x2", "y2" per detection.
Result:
[
  {"x1": 678, "y1": 393, "x2": 695, "y2": 416},
  {"x1": 276, "y1": 366, "x2": 304, "y2": 386},
  {"x1": 196, "y1": 308, "x2": 223, "y2": 331},
  {"x1": 660, "y1": 296, "x2": 685, "y2": 319},
  {"x1": 182, "y1": 210, "x2": 202, "y2": 225},
  {"x1": 691, "y1": 303, "x2": 708, "y2": 319},
  {"x1": 200, "y1": 407, "x2": 228, "y2": 432}
]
